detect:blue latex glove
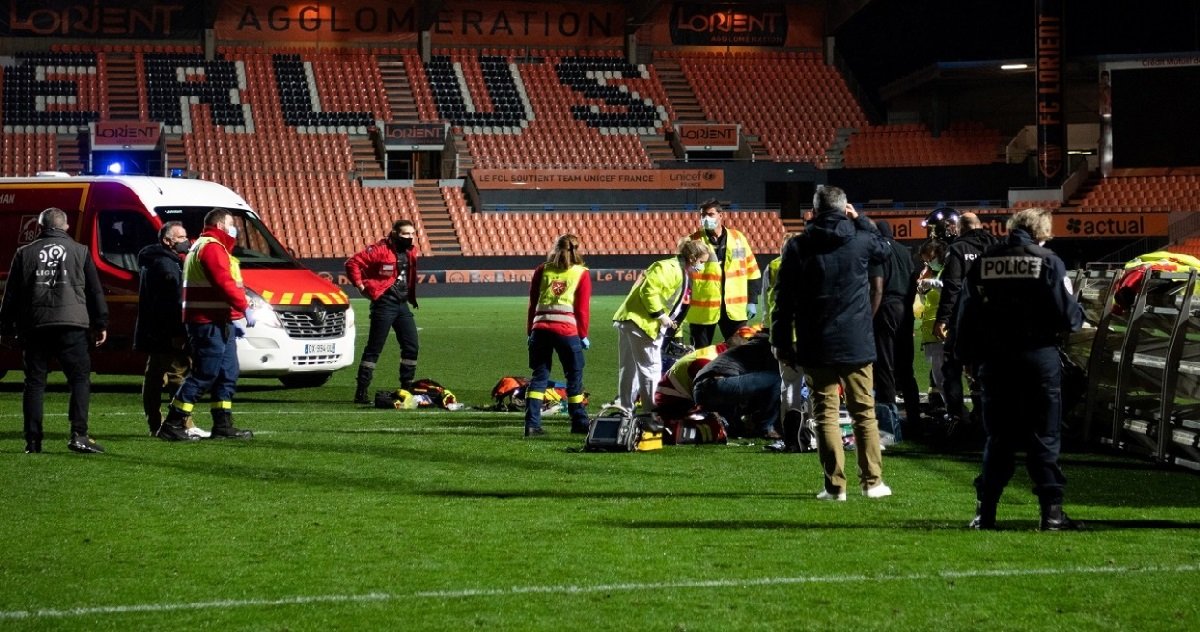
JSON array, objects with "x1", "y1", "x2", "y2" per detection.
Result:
[
  {"x1": 244, "y1": 308, "x2": 258, "y2": 328},
  {"x1": 581, "y1": 337, "x2": 590, "y2": 350},
  {"x1": 747, "y1": 303, "x2": 758, "y2": 319},
  {"x1": 232, "y1": 318, "x2": 248, "y2": 338}
]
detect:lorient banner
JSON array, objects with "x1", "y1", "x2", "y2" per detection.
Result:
[
  {"x1": 2, "y1": 0, "x2": 203, "y2": 38},
  {"x1": 669, "y1": 2, "x2": 788, "y2": 47},
  {"x1": 382, "y1": 122, "x2": 448, "y2": 149},
  {"x1": 676, "y1": 123, "x2": 739, "y2": 150},
  {"x1": 472, "y1": 168, "x2": 725, "y2": 190},
  {"x1": 92, "y1": 121, "x2": 162, "y2": 150}
]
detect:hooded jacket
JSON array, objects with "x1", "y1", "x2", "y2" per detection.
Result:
[
  {"x1": 935, "y1": 227, "x2": 997, "y2": 325},
  {"x1": 134, "y1": 242, "x2": 186, "y2": 353},
  {"x1": 770, "y1": 210, "x2": 887, "y2": 367}
]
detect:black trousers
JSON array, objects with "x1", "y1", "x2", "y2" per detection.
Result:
[
  {"x1": 22, "y1": 326, "x2": 92, "y2": 440},
  {"x1": 975, "y1": 347, "x2": 1067, "y2": 506},
  {"x1": 358, "y1": 294, "x2": 419, "y2": 388},
  {"x1": 688, "y1": 305, "x2": 746, "y2": 348},
  {"x1": 872, "y1": 298, "x2": 905, "y2": 405},
  {"x1": 894, "y1": 310, "x2": 922, "y2": 423}
]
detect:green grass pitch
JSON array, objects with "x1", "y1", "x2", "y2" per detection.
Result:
[{"x1": 1, "y1": 295, "x2": 1198, "y2": 630}]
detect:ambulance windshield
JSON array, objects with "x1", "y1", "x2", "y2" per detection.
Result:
[{"x1": 155, "y1": 206, "x2": 300, "y2": 269}]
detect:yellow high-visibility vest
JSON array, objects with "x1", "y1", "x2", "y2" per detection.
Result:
[
  {"x1": 533, "y1": 264, "x2": 586, "y2": 328},
  {"x1": 686, "y1": 227, "x2": 760, "y2": 324}
]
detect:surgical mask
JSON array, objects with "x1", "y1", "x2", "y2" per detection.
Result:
[
  {"x1": 689, "y1": 262, "x2": 705, "y2": 273},
  {"x1": 700, "y1": 216, "x2": 719, "y2": 231},
  {"x1": 929, "y1": 260, "x2": 943, "y2": 273},
  {"x1": 173, "y1": 240, "x2": 190, "y2": 255},
  {"x1": 393, "y1": 235, "x2": 414, "y2": 251},
  {"x1": 224, "y1": 224, "x2": 238, "y2": 239}
]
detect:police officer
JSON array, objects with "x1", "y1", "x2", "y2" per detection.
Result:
[{"x1": 955, "y1": 208, "x2": 1083, "y2": 530}]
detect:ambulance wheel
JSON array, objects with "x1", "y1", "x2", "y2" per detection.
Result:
[{"x1": 279, "y1": 373, "x2": 332, "y2": 388}]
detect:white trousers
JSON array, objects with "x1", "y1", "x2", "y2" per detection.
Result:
[{"x1": 615, "y1": 320, "x2": 663, "y2": 412}]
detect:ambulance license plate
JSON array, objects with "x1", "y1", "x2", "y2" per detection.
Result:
[{"x1": 305, "y1": 343, "x2": 335, "y2": 354}]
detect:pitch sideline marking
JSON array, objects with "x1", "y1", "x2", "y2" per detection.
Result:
[{"x1": 1, "y1": 564, "x2": 1196, "y2": 620}]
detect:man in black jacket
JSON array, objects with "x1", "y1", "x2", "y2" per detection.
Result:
[
  {"x1": 771, "y1": 186, "x2": 892, "y2": 501},
  {"x1": 135, "y1": 221, "x2": 207, "y2": 438},
  {"x1": 692, "y1": 333, "x2": 781, "y2": 438},
  {"x1": 934, "y1": 212, "x2": 996, "y2": 429},
  {"x1": 0, "y1": 208, "x2": 108, "y2": 454},
  {"x1": 870, "y1": 220, "x2": 915, "y2": 441}
]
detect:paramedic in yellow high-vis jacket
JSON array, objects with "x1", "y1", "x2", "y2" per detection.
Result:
[
  {"x1": 612, "y1": 239, "x2": 709, "y2": 413},
  {"x1": 684, "y1": 199, "x2": 762, "y2": 348}
]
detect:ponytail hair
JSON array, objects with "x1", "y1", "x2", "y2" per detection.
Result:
[{"x1": 546, "y1": 233, "x2": 585, "y2": 269}]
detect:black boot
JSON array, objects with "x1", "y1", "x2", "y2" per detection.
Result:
[
  {"x1": 156, "y1": 406, "x2": 195, "y2": 442},
  {"x1": 968, "y1": 501, "x2": 997, "y2": 530},
  {"x1": 354, "y1": 383, "x2": 370, "y2": 405},
  {"x1": 1040, "y1": 504, "x2": 1083, "y2": 531},
  {"x1": 211, "y1": 409, "x2": 253, "y2": 440},
  {"x1": 146, "y1": 412, "x2": 162, "y2": 437}
]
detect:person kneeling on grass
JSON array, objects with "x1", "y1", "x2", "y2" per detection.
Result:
[{"x1": 691, "y1": 331, "x2": 781, "y2": 439}]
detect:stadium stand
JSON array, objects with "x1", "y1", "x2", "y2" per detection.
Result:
[
  {"x1": 842, "y1": 122, "x2": 1004, "y2": 168},
  {"x1": 1070, "y1": 172, "x2": 1200, "y2": 213},
  {"x1": 664, "y1": 49, "x2": 869, "y2": 165}
]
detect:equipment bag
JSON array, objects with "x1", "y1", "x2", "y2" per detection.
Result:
[{"x1": 584, "y1": 406, "x2": 639, "y2": 452}]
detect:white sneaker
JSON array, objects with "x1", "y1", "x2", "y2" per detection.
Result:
[
  {"x1": 815, "y1": 489, "x2": 847, "y2": 501},
  {"x1": 863, "y1": 482, "x2": 892, "y2": 498},
  {"x1": 186, "y1": 426, "x2": 212, "y2": 439}
]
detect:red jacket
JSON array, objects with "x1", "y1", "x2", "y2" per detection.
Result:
[
  {"x1": 345, "y1": 239, "x2": 419, "y2": 306},
  {"x1": 182, "y1": 228, "x2": 248, "y2": 324}
]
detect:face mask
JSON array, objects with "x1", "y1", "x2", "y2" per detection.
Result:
[
  {"x1": 689, "y1": 261, "x2": 705, "y2": 273},
  {"x1": 173, "y1": 240, "x2": 190, "y2": 255},
  {"x1": 700, "y1": 216, "x2": 719, "y2": 231},
  {"x1": 224, "y1": 224, "x2": 238, "y2": 239},
  {"x1": 393, "y1": 235, "x2": 414, "y2": 251},
  {"x1": 929, "y1": 260, "x2": 943, "y2": 273}
]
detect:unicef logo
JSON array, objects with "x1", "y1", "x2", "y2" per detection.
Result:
[{"x1": 38, "y1": 244, "x2": 67, "y2": 268}]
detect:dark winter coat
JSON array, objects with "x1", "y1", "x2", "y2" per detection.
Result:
[
  {"x1": 770, "y1": 211, "x2": 888, "y2": 367},
  {"x1": 134, "y1": 242, "x2": 186, "y2": 353}
]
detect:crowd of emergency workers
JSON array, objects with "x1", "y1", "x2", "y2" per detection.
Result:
[{"x1": 1, "y1": 186, "x2": 1084, "y2": 530}]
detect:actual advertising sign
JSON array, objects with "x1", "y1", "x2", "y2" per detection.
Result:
[{"x1": 92, "y1": 121, "x2": 162, "y2": 150}]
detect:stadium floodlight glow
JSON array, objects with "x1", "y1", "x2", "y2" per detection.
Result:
[
  {"x1": 1000, "y1": 63, "x2": 1028, "y2": 70},
  {"x1": 106, "y1": 161, "x2": 123, "y2": 174}
]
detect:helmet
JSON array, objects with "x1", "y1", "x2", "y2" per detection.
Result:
[{"x1": 921, "y1": 207, "x2": 960, "y2": 242}]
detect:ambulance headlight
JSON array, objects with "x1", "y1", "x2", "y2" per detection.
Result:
[
  {"x1": 244, "y1": 288, "x2": 282, "y2": 328},
  {"x1": 344, "y1": 305, "x2": 355, "y2": 328}
]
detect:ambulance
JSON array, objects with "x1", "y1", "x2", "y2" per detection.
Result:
[{"x1": 0, "y1": 174, "x2": 354, "y2": 386}]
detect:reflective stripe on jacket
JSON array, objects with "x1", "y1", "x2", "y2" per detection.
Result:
[
  {"x1": 530, "y1": 264, "x2": 589, "y2": 337},
  {"x1": 182, "y1": 230, "x2": 247, "y2": 324},
  {"x1": 686, "y1": 227, "x2": 760, "y2": 324}
]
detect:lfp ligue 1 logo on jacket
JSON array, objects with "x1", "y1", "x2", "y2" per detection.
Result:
[{"x1": 36, "y1": 243, "x2": 68, "y2": 287}]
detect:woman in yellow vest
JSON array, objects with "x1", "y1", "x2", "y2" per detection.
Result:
[
  {"x1": 916, "y1": 240, "x2": 947, "y2": 412},
  {"x1": 611, "y1": 238, "x2": 710, "y2": 412},
  {"x1": 525, "y1": 234, "x2": 591, "y2": 437}
]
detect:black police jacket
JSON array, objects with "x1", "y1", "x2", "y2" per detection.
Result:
[{"x1": 954, "y1": 228, "x2": 1083, "y2": 364}]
